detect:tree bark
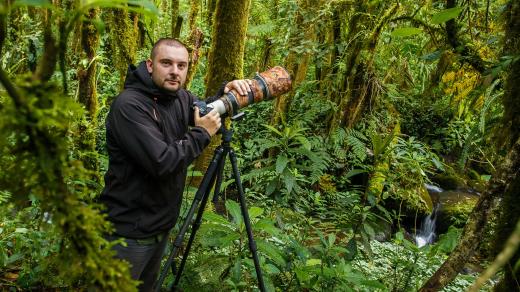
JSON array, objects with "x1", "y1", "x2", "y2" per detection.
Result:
[
  {"x1": 185, "y1": 28, "x2": 203, "y2": 89},
  {"x1": 0, "y1": 6, "x2": 6, "y2": 56},
  {"x1": 105, "y1": 8, "x2": 139, "y2": 91},
  {"x1": 77, "y1": 8, "x2": 100, "y2": 175},
  {"x1": 171, "y1": 0, "x2": 179, "y2": 37},
  {"x1": 206, "y1": 0, "x2": 217, "y2": 32},
  {"x1": 271, "y1": 0, "x2": 314, "y2": 126},
  {"x1": 188, "y1": 0, "x2": 200, "y2": 33}
]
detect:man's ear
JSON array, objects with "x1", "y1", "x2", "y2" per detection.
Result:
[{"x1": 146, "y1": 59, "x2": 153, "y2": 74}]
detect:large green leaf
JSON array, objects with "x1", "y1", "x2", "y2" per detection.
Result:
[
  {"x1": 275, "y1": 154, "x2": 288, "y2": 174},
  {"x1": 431, "y1": 7, "x2": 463, "y2": 24},
  {"x1": 226, "y1": 200, "x2": 243, "y2": 228},
  {"x1": 391, "y1": 27, "x2": 423, "y2": 37},
  {"x1": 253, "y1": 219, "x2": 280, "y2": 236},
  {"x1": 257, "y1": 240, "x2": 286, "y2": 267},
  {"x1": 248, "y1": 206, "x2": 263, "y2": 220}
]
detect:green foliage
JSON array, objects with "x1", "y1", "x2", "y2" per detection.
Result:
[
  {"x1": 242, "y1": 121, "x2": 330, "y2": 205},
  {"x1": 0, "y1": 75, "x2": 136, "y2": 290},
  {"x1": 384, "y1": 136, "x2": 443, "y2": 212},
  {"x1": 353, "y1": 229, "x2": 495, "y2": 291}
]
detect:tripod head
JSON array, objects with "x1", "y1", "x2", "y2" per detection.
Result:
[{"x1": 217, "y1": 111, "x2": 245, "y2": 144}]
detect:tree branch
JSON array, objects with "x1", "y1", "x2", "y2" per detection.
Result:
[
  {"x1": 0, "y1": 10, "x2": 6, "y2": 56},
  {"x1": 0, "y1": 67, "x2": 25, "y2": 109}
]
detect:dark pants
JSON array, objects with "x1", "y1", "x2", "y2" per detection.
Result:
[{"x1": 108, "y1": 233, "x2": 169, "y2": 292}]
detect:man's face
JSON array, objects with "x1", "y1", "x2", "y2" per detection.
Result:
[{"x1": 146, "y1": 44, "x2": 189, "y2": 92}]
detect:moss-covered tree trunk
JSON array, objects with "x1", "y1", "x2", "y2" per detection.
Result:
[
  {"x1": 419, "y1": 2, "x2": 520, "y2": 290},
  {"x1": 185, "y1": 0, "x2": 203, "y2": 89},
  {"x1": 170, "y1": 0, "x2": 182, "y2": 38},
  {"x1": 77, "y1": 8, "x2": 100, "y2": 175},
  {"x1": 326, "y1": 2, "x2": 367, "y2": 135},
  {"x1": 104, "y1": 8, "x2": 139, "y2": 92},
  {"x1": 193, "y1": 0, "x2": 251, "y2": 179},
  {"x1": 327, "y1": 3, "x2": 398, "y2": 133},
  {"x1": 206, "y1": 0, "x2": 217, "y2": 32},
  {"x1": 271, "y1": 0, "x2": 313, "y2": 127},
  {"x1": 0, "y1": 5, "x2": 5, "y2": 56}
]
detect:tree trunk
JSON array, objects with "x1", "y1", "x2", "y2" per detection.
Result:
[
  {"x1": 185, "y1": 28, "x2": 204, "y2": 89},
  {"x1": 420, "y1": 2, "x2": 520, "y2": 290},
  {"x1": 171, "y1": 0, "x2": 180, "y2": 37},
  {"x1": 188, "y1": 0, "x2": 200, "y2": 33},
  {"x1": 271, "y1": 0, "x2": 314, "y2": 126},
  {"x1": 105, "y1": 8, "x2": 139, "y2": 92},
  {"x1": 206, "y1": 0, "x2": 217, "y2": 32},
  {"x1": 193, "y1": 0, "x2": 251, "y2": 181},
  {"x1": 77, "y1": 8, "x2": 100, "y2": 174},
  {"x1": 329, "y1": 3, "x2": 399, "y2": 134}
]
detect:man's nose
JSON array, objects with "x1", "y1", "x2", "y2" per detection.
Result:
[{"x1": 170, "y1": 65, "x2": 181, "y2": 75}]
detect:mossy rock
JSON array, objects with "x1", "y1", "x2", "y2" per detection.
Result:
[
  {"x1": 436, "y1": 191, "x2": 479, "y2": 233},
  {"x1": 432, "y1": 173, "x2": 465, "y2": 190}
]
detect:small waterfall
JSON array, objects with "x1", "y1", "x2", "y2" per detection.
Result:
[{"x1": 415, "y1": 204, "x2": 439, "y2": 247}]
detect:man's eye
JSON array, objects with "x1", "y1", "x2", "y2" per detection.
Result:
[{"x1": 178, "y1": 64, "x2": 186, "y2": 69}]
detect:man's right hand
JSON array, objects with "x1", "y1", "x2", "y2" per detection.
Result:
[{"x1": 194, "y1": 107, "x2": 221, "y2": 137}]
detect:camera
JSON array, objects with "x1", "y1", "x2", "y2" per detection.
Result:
[{"x1": 194, "y1": 66, "x2": 292, "y2": 117}]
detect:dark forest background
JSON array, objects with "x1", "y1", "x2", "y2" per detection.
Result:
[{"x1": 0, "y1": 0, "x2": 519, "y2": 291}]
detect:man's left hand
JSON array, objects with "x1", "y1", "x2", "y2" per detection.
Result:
[{"x1": 224, "y1": 79, "x2": 253, "y2": 96}]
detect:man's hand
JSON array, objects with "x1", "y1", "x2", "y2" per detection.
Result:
[
  {"x1": 224, "y1": 79, "x2": 254, "y2": 96},
  {"x1": 194, "y1": 107, "x2": 221, "y2": 137}
]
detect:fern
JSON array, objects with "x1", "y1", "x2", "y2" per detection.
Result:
[
  {"x1": 458, "y1": 80, "x2": 502, "y2": 169},
  {"x1": 0, "y1": 190, "x2": 11, "y2": 205},
  {"x1": 346, "y1": 129, "x2": 368, "y2": 162}
]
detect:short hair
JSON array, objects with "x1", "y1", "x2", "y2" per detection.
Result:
[{"x1": 150, "y1": 38, "x2": 188, "y2": 60}]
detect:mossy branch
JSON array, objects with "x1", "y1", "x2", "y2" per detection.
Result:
[
  {"x1": 367, "y1": 3, "x2": 399, "y2": 51},
  {"x1": 0, "y1": 67, "x2": 25, "y2": 109},
  {"x1": 0, "y1": 11, "x2": 6, "y2": 56}
]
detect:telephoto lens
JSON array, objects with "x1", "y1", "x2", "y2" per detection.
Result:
[{"x1": 195, "y1": 66, "x2": 292, "y2": 117}]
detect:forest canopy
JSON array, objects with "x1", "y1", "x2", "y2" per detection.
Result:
[{"x1": 0, "y1": 0, "x2": 519, "y2": 291}]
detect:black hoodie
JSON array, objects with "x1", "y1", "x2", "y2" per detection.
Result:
[{"x1": 100, "y1": 61, "x2": 212, "y2": 238}]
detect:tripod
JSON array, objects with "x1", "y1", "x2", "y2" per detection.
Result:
[{"x1": 155, "y1": 113, "x2": 266, "y2": 292}]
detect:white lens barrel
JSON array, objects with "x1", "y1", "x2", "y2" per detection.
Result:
[{"x1": 207, "y1": 99, "x2": 227, "y2": 116}]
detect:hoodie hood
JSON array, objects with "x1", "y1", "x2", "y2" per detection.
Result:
[{"x1": 123, "y1": 61, "x2": 178, "y2": 99}]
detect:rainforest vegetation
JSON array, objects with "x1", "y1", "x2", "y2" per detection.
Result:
[{"x1": 0, "y1": 0, "x2": 519, "y2": 291}]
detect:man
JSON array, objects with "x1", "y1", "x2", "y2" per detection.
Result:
[{"x1": 100, "y1": 38, "x2": 251, "y2": 291}]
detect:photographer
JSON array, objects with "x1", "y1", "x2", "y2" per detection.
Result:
[{"x1": 99, "y1": 38, "x2": 251, "y2": 291}]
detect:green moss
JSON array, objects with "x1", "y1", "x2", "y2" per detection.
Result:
[{"x1": 432, "y1": 173, "x2": 465, "y2": 190}]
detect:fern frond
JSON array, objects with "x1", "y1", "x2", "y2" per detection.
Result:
[{"x1": 0, "y1": 190, "x2": 11, "y2": 205}]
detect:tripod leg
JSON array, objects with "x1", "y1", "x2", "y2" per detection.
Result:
[
  {"x1": 212, "y1": 146, "x2": 228, "y2": 204},
  {"x1": 172, "y1": 148, "x2": 229, "y2": 290},
  {"x1": 155, "y1": 147, "x2": 225, "y2": 292},
  {"x1": 228, "y1": 149, "x2": 267, "y2": 292}
]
